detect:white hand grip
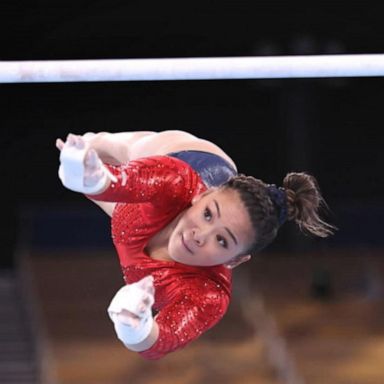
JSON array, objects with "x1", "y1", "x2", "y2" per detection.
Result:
[
  {"x1": 58, "y1": 144, "x2": 116, "y2": 194},
  {"x1": 108, "y1": 282, "x2": 155, "y2": 345}
]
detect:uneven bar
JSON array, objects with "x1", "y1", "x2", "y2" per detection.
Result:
[{"x1": 1, "y1": 54, "x2": 384, "y2": 83}]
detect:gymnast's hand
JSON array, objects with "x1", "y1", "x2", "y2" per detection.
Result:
[
  {"x1": 57, "y1": 133, "x2": 117, "y2": 194},
  {"x1": 55, "y1": 132, "x2": 96, "y2": 152},
  {"x1": 108, "y1": 276, "x2": 155, "y2": 345}
]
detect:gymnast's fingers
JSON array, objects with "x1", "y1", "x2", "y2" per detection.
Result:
[
  {"x1": 119, "y1": 309, "x2": 141, "y2": 327},
  {"x1": 84, "y1": 148, "x2": 99, "y2": 170},
  {"x1": 141, "y1": 294, "x2": 152, "y2": 309},
  {"x1": 66, "y1": 133, "x2": 76, "y2": 145},
  {"x1": 74, "y1": 135, "x2": 85, "y2": 149},
  {"x1": 140, "y1": 275, "x2": 155, "y2": 293},
  {"x1": 56, "y1": 138, "x2": 64, "y2": 151}
]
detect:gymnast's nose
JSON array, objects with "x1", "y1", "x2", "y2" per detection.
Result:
[{"x1": 192, "y1": 227, "x2": 207, "y2": 246}]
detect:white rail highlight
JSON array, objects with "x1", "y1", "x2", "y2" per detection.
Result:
[{"x1": 0, "y1": 54, "x2": 384, "y2": 83}]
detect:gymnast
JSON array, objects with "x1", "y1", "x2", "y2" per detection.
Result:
[{"x1": 56, "y1": 130, "x2": 335, "y2": 360}]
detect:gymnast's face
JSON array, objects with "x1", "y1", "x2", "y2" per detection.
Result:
[{"x1": 168, "y1": 188, "x2": 254, "y2": 267}]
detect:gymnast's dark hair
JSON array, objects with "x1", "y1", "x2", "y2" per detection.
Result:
[{"x1": 223, "y1": 172, "x2": 336, "y2": 253}]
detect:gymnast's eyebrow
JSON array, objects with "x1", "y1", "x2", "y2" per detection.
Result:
[
  {"x1": 214, "y1": 199, "x2": 221, "y2": 218},
  {"x1": 213, "y1": 199, "x2": 238, "y2": 245}
]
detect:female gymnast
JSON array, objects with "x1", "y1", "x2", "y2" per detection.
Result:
[{"x1": 56, "y1": 130, "x2": 335, "y2": 360}]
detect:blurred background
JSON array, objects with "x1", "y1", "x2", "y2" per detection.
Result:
[{"x1": 0, "y1": 1, "x2": 383, "y2": 383}]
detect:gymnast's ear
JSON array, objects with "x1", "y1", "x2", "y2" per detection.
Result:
[{"x1": 224, "y1": 254, "x2": 251, "y2": 269}]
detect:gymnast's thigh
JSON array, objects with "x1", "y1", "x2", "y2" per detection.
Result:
[{"x1": 130, "y1": 130, "x2": 237, "y2": 170}]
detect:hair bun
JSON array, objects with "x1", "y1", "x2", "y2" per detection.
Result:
[{"x1": 283, "y1": 172, "x2": 336, "y2": 238}]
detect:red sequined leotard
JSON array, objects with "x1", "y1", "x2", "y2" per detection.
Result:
[{"x1": 91, "y1": 156, "x2": 232, "y2": 360}]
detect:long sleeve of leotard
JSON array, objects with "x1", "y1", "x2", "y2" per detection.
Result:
[
  {"x1": 88, "y1": 155, "x2": 205, "y2": 204},
  {"x1": 140, "y1": 276, "x2": 230, "y2": 360}
]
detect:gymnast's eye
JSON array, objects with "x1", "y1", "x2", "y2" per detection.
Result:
[
  {"x1": 204, "y1": 207, "x2": 212, "y2": 221},
  {"x1": 217, "y1": 235, "x2": 228, "y2": 248}
]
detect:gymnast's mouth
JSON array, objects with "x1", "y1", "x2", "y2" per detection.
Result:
[{"x1": 181, "y1": 234, "x2": 193, "y2": 254}]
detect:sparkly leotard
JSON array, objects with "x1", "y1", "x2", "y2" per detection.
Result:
[{"x1": 91, "y1": 155, "x2": 233, "y2": 360}]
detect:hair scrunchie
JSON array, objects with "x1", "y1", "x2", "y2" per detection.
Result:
[{"x1": 267, "y1": 184, "x2": 288, "y2": 226}]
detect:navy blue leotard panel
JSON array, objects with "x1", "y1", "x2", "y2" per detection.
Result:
[{"x1": 167, "y1": 150, "x2": 237, "y2": 188}]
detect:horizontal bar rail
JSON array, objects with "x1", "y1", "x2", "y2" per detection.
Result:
[{"x1": 1, "y1": 54, "x2": 383, "y2": 83}]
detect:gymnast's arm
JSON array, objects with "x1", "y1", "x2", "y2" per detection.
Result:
[
  {"x1": 139, "y1": 280, "x2": 230, "y2": 360},
  {"x1": 57, "y1": 137, "x2": 203, "y2": 206},
  {"x1": 109, "y1": 278, "x2": 230, "y2": 359},
  {"x1": 86, "y1": 156, "x2": 203, "y2": 206}
]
